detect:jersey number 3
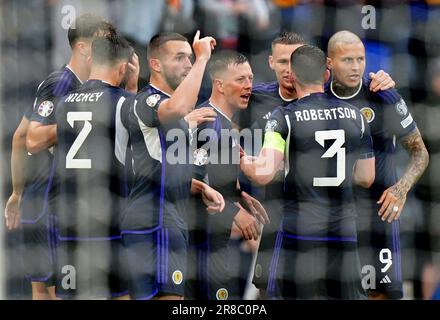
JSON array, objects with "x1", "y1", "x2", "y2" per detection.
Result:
[
  {"x1": 313, "y1": 129, "x2": 345, "y2": 187},
  {"x1": 66, "y1": 112, "x2": 92, "y2": 169}
]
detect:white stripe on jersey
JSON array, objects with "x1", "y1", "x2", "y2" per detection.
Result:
[
  {"x1": 133, "y1": 99, "x2": 162, "y2": 163},
  {"x1": 115, "y1": 96, "x2": 129, "y2": 165},
  {"x1": 360, "y1": 112, "x2": 365, "y2": 138}
]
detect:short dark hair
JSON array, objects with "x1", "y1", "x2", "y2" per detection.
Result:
[
  {"x1": 290, "y1": 45, "x2": 326, "y2": 86},
  {"x1": 271, "y1": 31, "x2": 306, "y2": 52},
  {"x1": 68, "y1": 14, "x2": 116, "y2": 48},
  {"x1": 208, "y1": 50, "x2": 249, "y2": 80},
  {"x1": 91, "y1": 34, "x2": 132, "y2": 66},
  {"x1": 147, "y1": 32, "x2": 188, "y2": 59}
]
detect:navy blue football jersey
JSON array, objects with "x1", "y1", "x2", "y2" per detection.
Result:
[
  {"x1": 193, "y1": 101, "x2": 241, "y2": 225},
  {"x1": 326, "y1": 78, "x2": 417, "y2": 199},
  {"x1": 233, "y1": 81, "x2": 294, "y2": 135},
  {"x1": 265, "y1": 92, "x2": 374, "y2": 238},
  {"x1": 55, "y1": 80, "x2": 132, "y2": 238},
  {"x1": 121, "y1": 84, "x2": 193, "y2": 231},
  {"x1": 20, "y1": 66, "x2": 82, "y2": 223},
  {"x1": 233, "y1": 81, "x2": 293, "y2": 202}
]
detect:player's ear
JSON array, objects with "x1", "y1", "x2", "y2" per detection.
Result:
[
  {"x1": 324, "y1": 69, "x2": 331, "y2": 83},
  {"x1": 326, "y1": 57, "x2": 333, "y2": 70},
  {"x1": 149, "y1": 58, "x2": 161, "y2": 73},
  {"x1": 76, "y1": 41, "x2": 90, "y2": 58},
  {"x1": 268, "y1": 55, "x2": 275, "y2": 70},
  {"x1": 214, "y1": 79, "x2": 224, "y2": 94}
]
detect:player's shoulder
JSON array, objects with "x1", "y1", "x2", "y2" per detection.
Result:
[
  {"x1": 196, "y1": 100, "x2": 218, "y2": 131},
  {"x1": 252, "y1": 81, "x2": 279, "y2": 95},
  {"x1": 37, "y1": 66, "x2": 79, "y2": 97},
  {"x1": 135, "y1": 84, "x2": 169, "y2": 107},
  {"x1": 195, "y1": 100, "x2": 210, "y2": 110},
  {"x1": 362, "y1": 77, "x2": 402, "y2": 105}
]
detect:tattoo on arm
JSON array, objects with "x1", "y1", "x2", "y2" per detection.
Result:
[{"x1": 394, "y1": 128, "x2": 429, "y2": 197}]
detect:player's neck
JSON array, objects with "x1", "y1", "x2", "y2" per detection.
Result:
[
  {"x1": 295, "y1": 84, "x2": 324, "y2": 100},
  {"x1": 149, "y1": 74, "x2": 174, "y2": 97},
  {"x1": 67, "y1": 55, "x2": 89, "y2": 83},
  {"x1": 279, "y1": 85, "x2": 296, "y2": 101},
  {"x1": 88, "y1": 66, "x2": 119, "y2": 87},
  {"x1": 331, "y1": 79, "x2": 362, "y2": 98},
  {"x1": 209, "y1": 94, "x2": 234, "y2": 120}
]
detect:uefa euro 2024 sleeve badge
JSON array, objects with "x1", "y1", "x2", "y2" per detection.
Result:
[
  {"x1": 146, "y1": 94, "x2": 161, "y2": 107},
  {"x1": 37, "y1": 100, "x2": 54, "y2": 117}
]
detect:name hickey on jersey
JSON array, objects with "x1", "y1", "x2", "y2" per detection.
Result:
[
  {"x1": 295, "y1": 107, "x2": 357, "y2": 122},
  {"x1": 64, "y1": 92, "x2": 104, "y2": 103}
]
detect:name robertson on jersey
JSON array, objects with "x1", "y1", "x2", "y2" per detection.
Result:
[
  {"x1": 64, "y1": 92, "x2": 104, "y2": 103},
  {"x1": 295, "y1": 107, "x2": 357, "y2": 122}
]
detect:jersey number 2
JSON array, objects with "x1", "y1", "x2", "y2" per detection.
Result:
[
  {"x1": 313, "y1": 129, "x2": 346, "y2": 187},
  {"x1": 66, "y1": 112, "x2": 92, "y2": 169}
]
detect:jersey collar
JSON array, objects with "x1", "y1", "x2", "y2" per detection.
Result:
[
  {"x1": 278, "y1": 86, "x2": 295, "y2": 102},
  {"x1": 66, "y1": 64, "x2": 83, "y2": 84},
  {"x1": 149, "y1": 83, "x2": 172, "y2": 98},
  {"x1": 208, "y1": 101, "x2": 232, "y2": 123},
  {"x1": 330, "y1": 78, "x2": 362, "y2": 100}
]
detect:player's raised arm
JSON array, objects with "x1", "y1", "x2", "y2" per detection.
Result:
[{"x1": 153, "y1": 31, "x2": 216, "y2": 124}]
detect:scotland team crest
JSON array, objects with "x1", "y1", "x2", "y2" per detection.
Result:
[
  {"x1": 172, "y1": 270, "x2": 183, "y2": 285},
  {"x1": 360, "y1": 107, "x2": 375, "y2": 123},
  {"x1": 37, "y1": 100, "x2": 54, "y2": 117},
  {"x1": 146, "y1": 94, "x2": 161, "y2": 107},
  {"x1": 216, "y1": 288, "x2": 228, "y2": 300}
]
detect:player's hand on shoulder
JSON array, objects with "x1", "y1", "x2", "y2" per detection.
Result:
[
  {"x1": 240, "y1": 191, "x2": 270, "y2": 225},
  {"x1": 184, "y1": 107, "x2": 217, "y2": 129},
  {"x1": 192, "y1": 30, "x2": 216, "y2": 62},
  {"x1": 125, "y1": 53, "x2": 140, "y2": 94},
  {"x1": 4, "y1": 193, "x2": 21, "y2": 231},
  {"x1": 233, "y1": 203, "x2": 261, "y2": 240},
  {"x1": 369, "y1": 70, "x2": 395, "y2": 92}
]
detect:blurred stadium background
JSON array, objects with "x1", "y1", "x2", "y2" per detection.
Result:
[{"x1": 1, "y1": 0, "x2": 440, "y2": 299}]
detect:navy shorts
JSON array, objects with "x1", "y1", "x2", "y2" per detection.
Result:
[
  {"x1": 252, "y1": 199, "x2": 283, "y2": 291},
  {"x1": 357, "y1": 198, "x2": 403, "y2": 299},
  {"x1": 21, "y1": 214, "x2": 57, "y2": 285},
  {"x1": 55, "y1": 237, "x2": 128, "y2": 299},
  {"x1": 267, "y1": 231, "x2": 367, "y2": 300},
  {"x1": 122, "y1": 227, "x2": 188, "y2": 299}
]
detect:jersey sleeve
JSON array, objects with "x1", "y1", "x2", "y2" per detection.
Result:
[
  {"x1": 133, "y1": 92, "x2": 164, "y2": 128},
  {"x1": 120, "y1": 94, "x2": 135, "y2": 129},
  {"x1": 262, "y1": 107, "x2": 289, "y2": 154},
  {"x1": 359, "y1": 112, "x2": 375, "y2": 159},
  {"x1": 380, "y1": 90, "x2": 417, "y2": 138},
  {"x1": 29, "y1": 80, "x2": 60, "y2": 125}
]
